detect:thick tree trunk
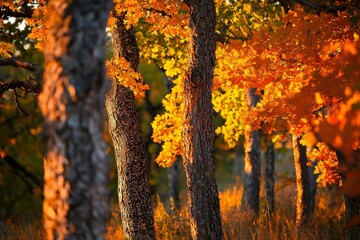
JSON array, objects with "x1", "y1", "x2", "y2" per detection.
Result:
[
  {"x1": 242, "y1": 88, "x2": 261, "y2": 215},
  {"x1": 292, "y1": 135, "x2": 311, "y2": 236},
  {"x1": 182, "y1": 0, "x2": 223, "y2": 239},
  {"x1": 105, "y1": 14, "x2": 155, "y2": 239},
  {"x1": 265, "y1": 138, "x2": 275, "y2": 214},
  {"x1": 39, "y1": 1, "x2": 111, "y2": 239}
]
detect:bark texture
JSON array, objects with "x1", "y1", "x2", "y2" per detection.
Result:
[
  {"x1": 292, "y1": 135, "x2": 311, "y2": 236},
  {"x1": 39, "y1": 0, "x2": 111, "y2": 239},
  {"x1": 182, "y1": 0, "x2": 223, "y2": 239},
  {"x1": 265, "y1": 138, "x2": 275, "y2": 214},
  {"x1": 242, "y1": 88, "x2": 261, "y2": 215},
  {"x1": 105, "y1": 14, "x2": 155, "y2": 239}
]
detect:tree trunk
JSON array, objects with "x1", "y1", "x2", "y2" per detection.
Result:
[
  {"x1": 163, "y1": 76, "x2": 181, "y2": 211},
  {"x1": 265, "y1": 138, "x2": 275, "y2": 214},
  {"x1": 292, "y1": 135, "x2": 311, "y2": 236},
  {"x1": 181, "y1": 0, "x2": 223, "y2": 239},
  {"x1": 242, "y1": 88, "x2": 261, "y2": 215},
  {"x1": 168, "y1": 159, "x2": 181, "y2": 211},
  {"x1": 39, "y1": 1, "x2": 111, "y2": 239},
  {"x1": 343, "y1": 148, "x2": 360, "y2": 240},
  {"x1": 308, "y1": 151, "x2": 317, "y2": 218},
  {"x1": 233, "y1": 146, "x2": 245, "y2": 183},
  {"x1": 344, "y1": 193, "x2": 360, "y2": 239},
  {"x1": 105, "y1": 14, "x2": 156, "y2": 239}
]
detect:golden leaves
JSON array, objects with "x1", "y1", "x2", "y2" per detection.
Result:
[
  {"x1": 151, "y1": 78, "x2": 184, "y2": 167},
  {"x1": 0, "y1": 42, "x2": 14, "y2": 57}
]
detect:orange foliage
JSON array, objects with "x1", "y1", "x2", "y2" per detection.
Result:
[
  {"x1": 106, "y1": 57, "x2": 149, "y2": 98},
  {"x1": 308, "y1": 143, "x2": 341, "y2": 187}
]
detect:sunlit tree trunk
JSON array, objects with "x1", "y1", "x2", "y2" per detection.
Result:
[
  {"x1": 39, "y1": 0, "x2": 111, "y2": 239},
  {"x1": 242, "y1": 88, "x2": 261, "y2": 215},
  {"x1": 292, "y1": 135, "x2": 311, "y2": 236},
  {"x1": 265, "y1": 138, "x2": 275, "y2": 214},
  {"x1": 182, "y1": 0, "x2": 223, "y2": 239},
  {"x1": 105, "y1": 13, "x2": 156, "y2": 239}
]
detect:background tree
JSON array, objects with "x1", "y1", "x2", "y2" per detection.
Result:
[
  {"x1": 292, "y1": 135, "x2": 312, "y2": 237},
  {"x1": 265, "y1": 136, "x2": 275, "y2": 214},
  {"x1": 39, "y1": 0, "x2": 111, "y2": 238},
  {"x1": 105, "y1": 8, "x2": 156, "y2": 239},
  {"x1": 242, "y1": 88, "x2": 261, "y2": 215}
]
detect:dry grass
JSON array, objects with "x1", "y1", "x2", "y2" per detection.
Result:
[
  {"x1": 1, "y1": 218, "x2": 44, "y2": 240},
  {"x1": 2, "y1": 182, "x2": 345, "y2": 240}
]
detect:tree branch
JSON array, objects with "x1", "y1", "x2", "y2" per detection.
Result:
[
  {"x1": 0, "y1": 78, "x2": 41, "y2": 95},
  {"x1": 0, "y1": 57, "x2": 40, "y2": 72},
  {"x1": 146, "y1": 7, "x2": 172, "y2": 18},
  {"x1": 294, "y1": 0, "x2": 347, "y2": 14},
  {"x1": 2, "y1": 154, "x2": 43, "y2": 190}
]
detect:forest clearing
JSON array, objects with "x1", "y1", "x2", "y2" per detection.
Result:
[{"x1": 0, "y1": 0, "x2": 359, "y2": 239}]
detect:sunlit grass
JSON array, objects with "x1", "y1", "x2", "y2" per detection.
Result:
[
  {"x1": 3, "y1": 181, "x2": 345, "y2": 240},
  {"x1": 105, "y1": 180, "x2": 345, "y2": 240},
  {"x1": 1, "y1": 218, "x2": 44, "y2": 240}
]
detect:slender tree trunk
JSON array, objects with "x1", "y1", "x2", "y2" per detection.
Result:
[
  {"x1": 164, "y1": 76, "x2": 181, "y2": 211},
  {"x1": 292, "y1": 135, "x2": 311, "y2": 236},
  {"x1": 168, "y1": 159, "x2": 181, "y2": 211},
  {"x1": 242, "y1": 88, "x2": 261, "y2": 215},
  {"x1": 233, "y1": 146, "x2": 245, "y2": 183},
  {"x1": 105, "y1": 14, "x2": 155, "y2": 239},
  {"x1": 39, "y1": 0, "x2": 111, "y2": 239},
  {"x1": 265, "y1": 138, "x2": 275, "y2": 214},
  {"x1": 307, "y1": 149, "x2": 317, "y2": 218},
  {"x1": 182, "y1": 0, "x2": 223, "y2": 239}
]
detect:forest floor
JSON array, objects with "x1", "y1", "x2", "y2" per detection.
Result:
[{"x1": 1, "y1": 180, "x2": 346, "y2": 240}]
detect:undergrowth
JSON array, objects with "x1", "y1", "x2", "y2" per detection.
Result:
[{"x1": 1, "y1": 182, "x2": 345, "y2": 240}]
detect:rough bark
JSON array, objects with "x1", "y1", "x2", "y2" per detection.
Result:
[
  {"x1": 292, "y1": 135, "x2": 311, "y2": 236},
  {"x1": 181, "y1": 0, "x2": 223, "y2": 239},
  {"x1": 105, "y1": 13, "x2": 155, "y2": 240},
  {"x1": 242, "y1": 88, "x2": 261, "y2": 215},
  {"x1": 39, "y1": 0, "x2": 111, "y2": 239},
  {"x1": 265, "y1": 138, "x2": 275, "y2": 214}
]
